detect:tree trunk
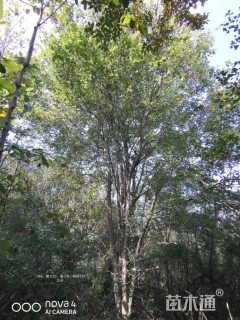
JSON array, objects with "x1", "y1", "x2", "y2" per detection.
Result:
[{"x1": 0, "y1": 10, "x2": 44, "y2": 164}]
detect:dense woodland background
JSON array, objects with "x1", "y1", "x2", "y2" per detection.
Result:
[{"x1": 0, "y1": 0, "x2": 239, "y2": 319}]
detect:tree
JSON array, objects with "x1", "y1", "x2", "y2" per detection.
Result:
[
  {"x1": 0, "y1": 0, "x2": 209, "y2": 165},
  {"x1": 38, "y1": 22, "x2": 218, "y2": 319},
  {"x1": 1, "y1": 2, "x2": 240, "y2": 319}
]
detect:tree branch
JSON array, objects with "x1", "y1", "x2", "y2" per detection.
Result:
[
  {"x1": 39, "y1": 0, "x2": 67, "y2": 26},
  {"x1": 19, "y1": 0, "x2": 38, "y2": 9}
]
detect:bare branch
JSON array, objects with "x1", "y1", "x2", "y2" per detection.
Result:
[
  {"x1": 19, "y1": 0, "x2": 38, "y2": 9},
  {"x1": 39, "y1": 0, "x2": 67, "y2": 26}
]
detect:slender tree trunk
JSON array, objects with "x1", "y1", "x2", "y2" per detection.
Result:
[
  {"x1": 104, "y1": 130, "x2": 159, "y2": 319},
  {"x1": 0, "y1": 10, "x2": 43, "y2": 164},
  {"x1": 106, "y1": 166, "x2": 135, "y2": 320},
  {"x1": 106, "y1": 171, "x2": 122, "y2": 316}
]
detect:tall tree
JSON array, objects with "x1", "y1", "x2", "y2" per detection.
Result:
[{"x1": 39, "y1": 23, "x2": 216, "y2": 319}]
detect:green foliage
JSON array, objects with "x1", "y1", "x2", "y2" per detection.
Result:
[
  {"x1": 2, "y1": 58, "x2": 23, "y2": 73},
  {"x1": 0, "y1": 106, "x2": 7, "y2": 128},
  {"x1": 215, "y1": 7, "x2": 240, "y2": 111},
  {"x1": 0, "y1": 63, "x2": 6, "y2": 74},
  {"x1": 54, "y1": 224, "x2": 71, "y2": 238},
  {"x1": 121, "y1": 13, "x2": 136, "y2": 28},
  {"x1": 81, "y1": 0, "x2": 208, "y2": 49},
  {"x1": 222, "y1": 7, "x2": 240, "y2": 50},
  {"x1": 0, "y1": 3, "x2": 239, "y2": 319},
  {"x1": 138, "y1": 22, "x2": 148, "y2": 36},
  {"x1": 0, "y1": 78, "x2": 16, "y2": 93},
  {"x1": 0, "y1": 58, "x2": 23, "y2": 94},
  {"x1": 0, "y1": 239, "x2": 11, "y2": 253},
  {"x1": 0, "y1": 0, "x2": 3, "y2": 19}
]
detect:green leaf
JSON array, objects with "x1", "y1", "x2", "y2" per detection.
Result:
[
  {"x1": 0, "y1": 183, "x2": 6, "y2": 193},
  {"x1": 0, "y1": 63, "x2": 6, "y2": 73},
  {"x1": 0, "y1": 106, "x2": 7, "y2": 118},
  {"x1": 129, "y1": 18, "x2": 135, "y2": 29},
  {"x1": 120, "y1": 0, "x2": 129, "y2": 8},
  {"x1": 55, "y1": 225, "x2": 71, "y2": 237},
  {"x1": 138, "y1": 23, "x2": 148, "y2": 36},
  {"x1": 33, "y1": 7, "x2": 40, "y2": 15},
  {"x1": 0, "y1": 0, "x2": 3, "y2": 19},
  {"x1": 0, "y1": 240, "x2": 11, "y2": 253},
  {"x1": 0, "y1": 78, "x2": 16, "y2": 93},
  {"x1": 3, "y1": 58, "x2": 23, "y2": 73},
  {"x1": 46, "y1": 213, "x2": 58, "y2": 219},
  {"x1": 41, "y1": 154, "x2": 49, "y2": 167},
  {"x1": 0, "y1": 118, "x2": 4, "y2": 128},
  {"x1": 32, "y1": 148, "x2": 43, "y2": 153},
  {"x1": 121, "y1": 14, "x2": 135, "y2": 28},
  {"x1": 112, "y1": 0, "x2": 120, "y2": 6}
]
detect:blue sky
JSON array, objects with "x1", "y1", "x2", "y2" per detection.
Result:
[{"x1": 194, "y1": 0, "x2": 240, "y2": 67}]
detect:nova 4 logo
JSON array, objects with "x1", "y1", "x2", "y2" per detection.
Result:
[{"x1": 11, "y1": 301, "x2": 77, "y2": 315}]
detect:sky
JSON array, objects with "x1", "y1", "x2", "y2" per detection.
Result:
[{"x1": 192, "y1": 0, "x2": 240, "y2": 67}]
